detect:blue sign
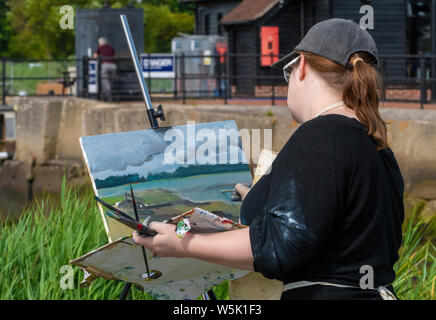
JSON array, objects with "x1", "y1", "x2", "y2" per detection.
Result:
[
  {"x1": 88, "y1": 60, "x2": 98, "y2": 94},
  {"x1": 141, "y1": 54, "x2": 175, "y2": 78}
]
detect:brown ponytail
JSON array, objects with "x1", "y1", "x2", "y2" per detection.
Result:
[{"x1": 296, "y1": 50, "x2": 388, "y2": 150}]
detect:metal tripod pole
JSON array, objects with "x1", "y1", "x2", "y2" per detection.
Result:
[
  {"x1": 118, "y1": 14, "x2": 215, "y2": 301},
  {"x1": 120, "y1": 14, "x2": 159, "y2": 129}
]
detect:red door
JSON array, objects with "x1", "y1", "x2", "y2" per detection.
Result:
[{"x1": 260, "y1": 26, "x2": 279, "y2": 66}]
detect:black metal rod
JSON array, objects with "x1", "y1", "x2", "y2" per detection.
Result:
[
  {"x1": 174, "y1": 54, "x2": 178, "y2": 99},
  {"x1": 300, "y1": 0, "x2": 305, "y2": 39},
  {"x1": 227, "y1": 51, "x2": 232, "y2": 100},
  {"x1": 182, "y1": 53, "x2": 186, "y2": 105},
  {"x1": 202, "y1": 289, "x2": 217, "y2": 300},
  {"x1": 432, "y1": 0, "x2": 436, "y2": 101},
  {"x1": 97, "y1": 58, "x2": 102, "y2": 101},
  {"x1": 224, "y1": 53, "x2": 228, "y2": 105},
  {"x1": 119, "y1": 282, "x2": 132, "y2": 300},
  {"x1": 215, "y1": 53, "x2": 220, "y2": 99},
  {"x1": 420, "y1": 55, "x2": 426, "y2": 109},
  {"x1": 83, "y1": 56, "x2": 89, "y2": 98},
  {"x1": 129, "y1": 184, "x2": 151, "y2": 277},
  {"x1": 271, "y1": 52, "x2": 275, "y2": 106},
  {"x1": 2, "y1": 57, "x2": 6, "y2": 105},
  {"x1": 148, "y1": 52, "x2": 152, "y2": 96}
]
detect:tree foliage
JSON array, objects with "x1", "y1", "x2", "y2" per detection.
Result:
[
  {"x1": 142, "y1": 2, "x2": 194, "y2": 53},
  {"x1": 0, "y1": 0, "x2": 12, "y2": 57},
  {"x1": 6, "y1": 0, "x2": 90, "y2": 59},
  {"x1": 2, "y1": 0, "x2": 194, "y2": 59}
]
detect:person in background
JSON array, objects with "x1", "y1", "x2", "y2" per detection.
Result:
[{"x1": 94, "y1": 37, "x2": 116, "y2": 101}]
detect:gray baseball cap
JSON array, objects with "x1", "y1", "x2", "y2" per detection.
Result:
[{"x1": 271, "y1": 18, "x2": 379, "y2": 70}]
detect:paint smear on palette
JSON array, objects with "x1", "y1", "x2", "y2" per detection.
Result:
[
  {"x1": 71, "y1": 237, "x2": 249, "y2": 300},
  {"x1": 169, "y1": 207, "x2": 246, "y2": 233}
]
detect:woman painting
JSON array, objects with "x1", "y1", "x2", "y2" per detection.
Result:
[{"x1": 133, "y1": 18, "x2": 404, "y2": 300}]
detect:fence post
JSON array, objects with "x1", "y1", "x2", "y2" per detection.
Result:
[
  {"x1": 419, "y1": 55, "x2": 426, "y2": 109},
  {"x1": 181, "y1": 53, "x2": 186, "y2": 105},
  {"x1": 381, "y1": 59, "x2": 387, "y2": 101},
  {"x1": 97, "y1": 58, "x2": 102, "y2": 101},
  {"x1": 174, "y1": 53, "x2": 178, "y2": 99},
  {"x1": 270, "y1": 52, "x2": 275, "y2": 106},
  {"x1": 83, "y1": 56, "x2": 88, "y2": 98},
  {"x1": 2, "y1": 57, "x2": 6, "y2": 105},
  {"x1": 215, "y1": 52, "x2": 219, "y2": 99},
  {"x1": 224, "y1": 53, "x2": 228, "y2": 105},
  {"x1": 227, "y1": 52, "x2": 232, "y2": 100},
  {"x1": 148, "y1": 53, "x2": 152, "y2": 97}
]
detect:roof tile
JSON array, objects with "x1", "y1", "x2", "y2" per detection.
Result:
[{"x1": 221, "y1": 0, "x2": 279, "y2": 25}]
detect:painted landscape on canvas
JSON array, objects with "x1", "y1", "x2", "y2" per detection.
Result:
[{"x1": 80, "y1": 120, "x2": 252, "y2": 241}]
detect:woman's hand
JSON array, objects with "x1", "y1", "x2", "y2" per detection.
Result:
[
  {"x1": 134, "y1": 222, "x2": 255, "y2": 270},
  {"x1": 132, "y1": 222, "x2": 189, "y2": 258},
  {"x1": 235, "y1": 183, "x2": 251, "y2": 201}
]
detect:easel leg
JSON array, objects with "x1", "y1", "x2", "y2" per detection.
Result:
[
  {"x1": 119, "y1": 282, "x2": 132, "y2": 300},
  {"x1": 121, "y1": 283, "x2": 216, "y2": 300},
  {"x1": 202, "y1": 289, "x2": 217, "y2": 300}
]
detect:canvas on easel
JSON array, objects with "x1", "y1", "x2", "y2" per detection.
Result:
[{"x1": 71, "y1": 120, "x2": 253, "y2": 299}]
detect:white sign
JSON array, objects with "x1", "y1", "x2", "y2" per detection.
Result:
[
  {"x1": 88, "y1": 60, "x2": 98, "y2": 94},
  {"x1": 141, "y1": 54, "x2": 175, "y2": 79}
]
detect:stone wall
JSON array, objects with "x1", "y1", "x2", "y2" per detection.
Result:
[{"x1": 2, "y1": 96, "x2": 436, "y2": 210}]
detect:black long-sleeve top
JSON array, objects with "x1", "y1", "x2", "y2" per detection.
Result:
[{"x1": 240, "y1": 114, "x2": 404, "y2": 291}]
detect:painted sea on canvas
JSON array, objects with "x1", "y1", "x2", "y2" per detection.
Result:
[{"x1": 80, "y1": 120, "x2": 252, "y2": 241}]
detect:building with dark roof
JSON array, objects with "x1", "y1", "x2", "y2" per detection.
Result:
[{"x1": 181, "y1": 1, "x2": 435, "y2": 98}]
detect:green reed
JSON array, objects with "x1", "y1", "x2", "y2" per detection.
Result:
[
  {"x1": 393, "y1": 205, "x2": 435, "y2": 300},
  {"x1": 0, "y1": 178, "x2": 434, "y2": 299}
]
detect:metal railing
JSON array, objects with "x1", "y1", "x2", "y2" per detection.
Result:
[{"x1": 1, "y1": 53, "x2": 436, "y2": 109}]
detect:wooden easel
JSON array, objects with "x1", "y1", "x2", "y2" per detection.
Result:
[{"x1": 118, "y1": 14, "x2": 217, "y2": 300}]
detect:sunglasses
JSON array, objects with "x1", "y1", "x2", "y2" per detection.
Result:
[{"x1": 283, "y1": 55, "x2": 301, "y2": 83}]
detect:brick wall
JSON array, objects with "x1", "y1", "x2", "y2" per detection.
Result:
[
  {"x1": 255, "y1": 85, "x2": 288, "y2": 97},
  {"x1": 384, "y1": 89, "x2": 432, "y2": 101},
  {"x1": 253, "y1": 85, "x2": 433, "y2": 101}
]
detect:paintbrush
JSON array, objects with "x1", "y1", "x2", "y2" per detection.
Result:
[
  {"x1": 104, "y1": 211, "x2": 157, "y2": 237},
  {"x1": 129, "y1": 184, "x2": 141, "y2": 222},
  {"x1": 94, "y1": 195, "x2": 135, "y2": 221},
  {"x1": 95, "y1": 195, "x2": 157, "y2": 236}
]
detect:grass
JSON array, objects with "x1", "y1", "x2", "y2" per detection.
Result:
[
  {"x1": 0, "y1": 178, "x2": 434, "y2": 300},
  {"x1": 1, "y1": 61, "x2": 75, "y2": 95},
  {"x1": 393, "y1": 205, "x2": 436, "y2": 300},
  {"x1": 0, "y1": 179, "x2": 228, "y2": 300},
  {"x1": 0, "y1": 60, "x2": 174, "y2": 96}
]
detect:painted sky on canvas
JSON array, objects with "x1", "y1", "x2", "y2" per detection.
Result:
[{"x1": 81, "y1": 121, "x2": 248, "y2": 181}]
